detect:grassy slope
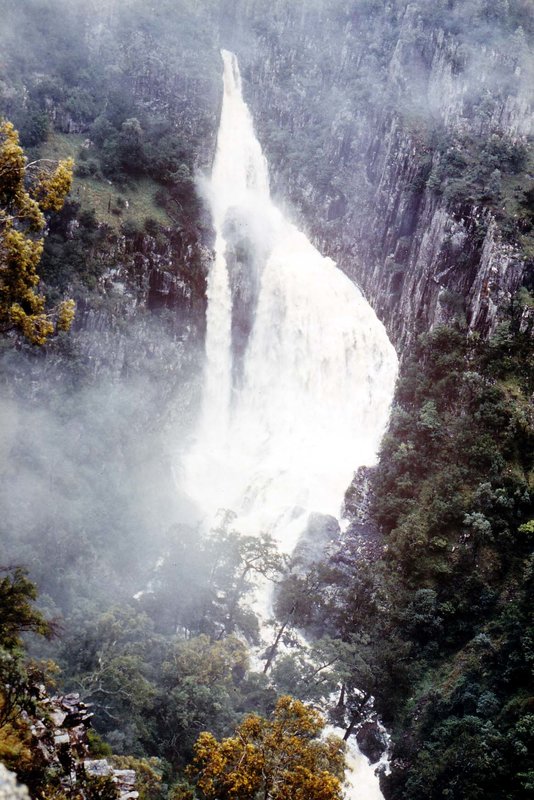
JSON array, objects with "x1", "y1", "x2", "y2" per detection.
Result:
[{"x1": 38, "y1": 133, "x2": 173, "y2": 230}]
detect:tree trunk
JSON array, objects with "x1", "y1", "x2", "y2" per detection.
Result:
[
  {"x1": 262, "y1": 607, "x2": 294, "y2": 674},
  {"x1": 343, "y1": 692, "x2": 371, "y2": 741}
]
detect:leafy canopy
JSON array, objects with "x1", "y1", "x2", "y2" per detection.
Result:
[
  {"x1": 0, "y1": 567, "x2": 52, "y2": 652},
  {"x1": 0, "y1": 120, "x2": 74, "y2": 344},
  {"x1": 188, "y1": 695, "x2": 345, "y2": 800},
  {"x1": 0, "y1": 567, "x2": 54, "y2": 771}
]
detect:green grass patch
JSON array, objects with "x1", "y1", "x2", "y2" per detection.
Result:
[
  {"x1": 38, "y1": 133, "x2": 173, "y2": 230},
  {"x1": 38, "y1": 131, "x2": 85, "y2": 161},
  {"x1": 71, "y1": 175, "x2": 173, "y2": 230}
]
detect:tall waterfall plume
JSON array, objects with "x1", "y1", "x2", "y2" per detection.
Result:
[
  {"x1": 182, "y1": 47, "x2": 398, "y2": 800},
  {"x1": 184, "y1": 50, "x2": 397, "y2": 549}
]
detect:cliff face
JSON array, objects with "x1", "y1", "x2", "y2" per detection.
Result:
[
  {"x1": 226, "y1": 0, "x2": 533, "y2": 350},
  {"x1": 67, "y1": 229, "x2": 209, "y2": 380},
  {"x1": 3, "y1": 2, "x2": 531, "y2": 354}
]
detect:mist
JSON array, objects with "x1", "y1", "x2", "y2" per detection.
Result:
[
  {"x1": 0, "y1": 312, "x2": 204, "y2": 616},
  {"x1": 0, "y1": 0, "x2": 531, "y2": 663},
  {"x1": 0, "y1": 2, "x2": 532, "y2": 796},
  {"x1": 0, "y1": 0, "x2": 531, "y2": 641}
]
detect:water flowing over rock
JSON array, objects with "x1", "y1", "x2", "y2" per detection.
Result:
[
  {"x1": 182, "y1": 48, "x2": 398, "y2": 800},
  {"x1": 233, "y1": 2, "x2": 532, "y2": 351},
  {"x1": 183, "y1": 51, "x2": 398, "y2": 558}
]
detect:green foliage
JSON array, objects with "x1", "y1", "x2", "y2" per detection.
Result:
[
  {"x1": 0, "y1": 567, "x2": 52, "y2": 651},
  {"x1": 86, "y1": 729, "x2": 113, "y2": 757},
  {"x1": 0, "y1": 569, "x2": 63, "y2": 791},
  {"x1": 0, "y1": 0, "x2": 212, "y2": 321},
  {"x1": 17, "y1": 106, "x2": 50, "y2": 148},
  {"x1": 110, "y1": 756, "x2": 163, "y2": 800},
  {"x1": 281, "y1": 319, "x2": 533, "y2": 796},
  {"x1": 364, "y1": 323, "x2": 534, "y2": 798},
  {"x1": 188, "y1": 695, "x2": 345, "y2": 800},
  {"x1": 50, "y1": 523, "x2": 286, "y2": 770},
  {"x1": 0, "y1": 120, "x2": 74, "y2": 344},
  {"x1": 60, "y1": 607, "x2": 272, "y2": 771},
  {"x1": 80, "y1": 774, "x2": 120, "y2": 800},
  {"x1": 426, "y1": 130, "x2": 532, "y2": 226},
  {"x1": 40, "y1": 201, "x2": 109, "y2": 293},
  {"x1": 140, "y1": 521, "x2": 286, "y2": 642}
]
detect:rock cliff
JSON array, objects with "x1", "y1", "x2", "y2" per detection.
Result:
[{"x1": 226, "y1": 0, "x2": 533, "y2": 349}]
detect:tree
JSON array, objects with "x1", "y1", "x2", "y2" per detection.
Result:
[
  {"x1": 0, "y1": 567, "x2": 53, "y2": 768},
  {"x1": 188, "y1": 695, "x2": 345, "y2": 800},
  {"x1": 208, "y1": 526, "x2": 287, "y2": 640},
  {"x1": 0, "y1": 119, "x2": 75, "y2": 344},
  {"x1": 147, "y1": 521, "x2": 286, "y2": 642},
  {"x1": 153, "y1": 635, "x2": 250, "y2": 768},
  {"x1": 0, "y1": 567, "x2": 52, "y2": 652}
]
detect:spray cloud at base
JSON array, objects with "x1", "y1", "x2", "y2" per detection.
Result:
[{"x1": 183, "y1": 49, "x2": 398, "y2": 557}]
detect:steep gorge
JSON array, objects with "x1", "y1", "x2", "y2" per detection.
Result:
[
  {"x1": 0, "y1": 3, "x2": 532, "y2": 799},
  {"x1": 226, "y1": 0, "x2": 533, "y2": 348}
]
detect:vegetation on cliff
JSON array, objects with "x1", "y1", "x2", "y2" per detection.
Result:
[
  {"x1": 268, "y1": 318, "x2": 532, "y2": 799},
  {"x1": 370, "y1": 320, "x2": 533, "y2": 799},
  {"x1": 0, "y1": 121, "x2": 74, "y2": 343},
  {"x1": 0, "y1": 2, "x2": 532, "y2": 800}
]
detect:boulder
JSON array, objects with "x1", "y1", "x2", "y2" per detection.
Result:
[{"x1": 356, "y1": 720, "x2": 388, "y2": 765}]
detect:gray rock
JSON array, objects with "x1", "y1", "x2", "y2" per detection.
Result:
[
  {"x1": 0, "y1": 765, "x2": 30, "y2": 800},
  {"x1": 113, "y1": 770, "x2": 136, "y2": 787},
  {"x1": 292, "y1": 513, "x2": 340, "y2": 569},
  {"x1": 84, "y1": 759, "x2": 113, "y2": 777},
  {"x1": 356, "y1": 720, "x2": 388, "y2": 765}
]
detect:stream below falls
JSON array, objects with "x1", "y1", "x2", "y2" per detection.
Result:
[{"x1": 182, "y1": 50, "x2": 398, "y2": 799}]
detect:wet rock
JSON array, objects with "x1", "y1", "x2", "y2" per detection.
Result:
[
  {"x1": 293, "y1": 513, "x2": 340, "y2": 568},
  {"x1": 240, "y1": 5, "x2": 531, "y2": 351},
  {"x1": 356, "y1": 720, "x2": 388, "y2": 765},
  {"x1": 343, "y1": 466, "x2": 374, "y2": 523},
  {"x1": 343, "y1": 467, "x2": 385, "y2": 562},
  {"x1": 0, "y1": 766, "x2": 30, "y2": 800}
]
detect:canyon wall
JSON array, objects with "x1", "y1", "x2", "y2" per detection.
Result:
[{"x1": 227, "y1": 0, "x2": 533, "y2": 349}]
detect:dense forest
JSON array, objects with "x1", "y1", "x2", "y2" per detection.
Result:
[{"x1": 0, "y1": 2, "x2": 533, "y2": 800}]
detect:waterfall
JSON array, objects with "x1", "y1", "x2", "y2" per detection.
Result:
[
  {"x1": 184, "y1": 50, "x2": 397, "y2": 548},
  {"x1": 182, "y1": 50, "x2": 398, "y2": 800}
]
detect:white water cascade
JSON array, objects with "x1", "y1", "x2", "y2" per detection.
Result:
[
  {"x1": 184, "y1": 50, "x2": 397, "y2": 545},
  {"x1": 182, "y1": 50, "x2": 398, "y2": 799}
]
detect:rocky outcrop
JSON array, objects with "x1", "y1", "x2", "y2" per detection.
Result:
[
  {"x1": 350, "y1": 187, "x2": 527, "y2": 349},
  {"x1": 0, "y1": 766, "x2": 30, "y2": 800},
  {"x1": 9, "y1": 689, "x2": 139, "y2": 800},
  {"x1": 229, "y1": 1, "x2": 533, "y2": 351},
  {"x1": 292, "y1": 513, "x2": 341, "y2": 569},
  {"x1": 29, "y1": 691, "x2": 93, "y2": 769},
  {"x1": 10, "y1": 690, "x2": 138, "y2": 799},
  {"x1": 343, "y1": 467, "x2": 385, "y2": 562},
  {"x1": 40, "y1": 224, "x2": 211, "y2": 387},
  {"x1": 356, "y1": 720, "x2": 389, "y2": 765},
  {"x1": 468, "y1": 218, "x2": 528, "y2": 334},
  {"x1": 73, "y1": 228, "x2": 209, "y2": 328},
  {"x1": 84, "y1": 761, "x2": 138, "y2": 800}
]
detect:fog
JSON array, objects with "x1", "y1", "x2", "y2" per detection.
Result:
[
  {"x1": 0, "y1": 314, "x2": 203, "y2": 616},
  {"x1": 0, "y1": 0, "x2": 531, "y2": 619}
]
